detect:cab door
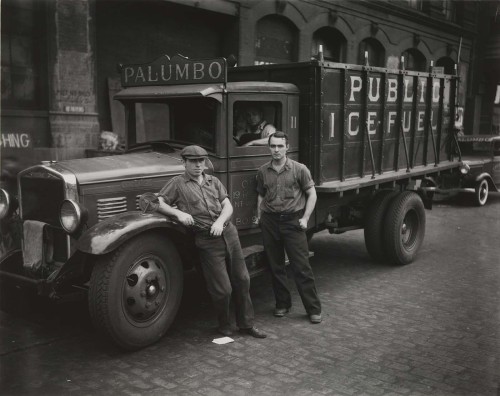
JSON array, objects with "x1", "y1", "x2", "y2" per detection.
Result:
[{"x1": 226, "y1": 93, "x2": 299, "y2": 231}]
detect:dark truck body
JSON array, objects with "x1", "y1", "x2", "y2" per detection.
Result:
[
  {"x1": 228, "y1": 62, "x2": 459, "y2": 234},
  {"x1": 0, "y1": 55, "x2": 462, "y2": 349}
]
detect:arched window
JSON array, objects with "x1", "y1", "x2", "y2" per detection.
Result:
[
  {"x1": 358, "y1": 38, "x2": 385, "y2": 67},
  {"x1": 401, "y1": 48, "x2": 427, "y2": 71},
  {"x1": 255, "y1": 15, "x2": 298, "y2": 65},
  {"x1": 436, "y1": 56, "x2": 455, "y2": 75},
  {"x1": 312, "y1": 27, "x2": 346, "y2": 62}
]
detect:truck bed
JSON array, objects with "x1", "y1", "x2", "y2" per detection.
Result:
[
  {"x1": 230, "y1": 61, "x2": 460, "y2": 188},
  {"x1": 315, "y1": 161, "x2": 459, "y2": 193}
]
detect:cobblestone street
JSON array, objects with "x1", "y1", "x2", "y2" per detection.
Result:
[{"x1": 1, "y1": 195, "x2": 499, "y2": 395}]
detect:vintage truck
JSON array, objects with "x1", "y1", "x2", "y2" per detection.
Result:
[
  {"x1": 0, "y1": 54, "x2": 464, "y2": 350},
  {"x1": 450, "y1": 135, "x2": 499, "y2": 205}
]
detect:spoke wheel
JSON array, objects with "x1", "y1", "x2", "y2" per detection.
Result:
[{"x1": 475, "y1": 179, "x2": 489, "y2": 206}]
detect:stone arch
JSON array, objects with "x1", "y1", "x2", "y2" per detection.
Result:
[
  {"x1": 252, "y1": 1, "x2": 307, "y2": 30},
  {"x1": 358, "y1": 37, "x2": 386, "y2": 67},
  {"x1": 254, "y1": 14, "x2": 299, "y2": 64},
  {"x1": 401, "y1": 48, "x2": 427, "y2": 71},
  {"x1": 238, "y1": 1, "x2": 305, "y2": 65},
  {"x1": 302, "y1": 12, "x2": 355, "y2": 61},
  {"x1": 312, "y1": 26, "x2": 347, "y2": 62},
  {"x1": 354, "y1": 23, "x2": 394, "y2": 51},
  {"x1": 432, "y1": 45, "x2": 458, "y2": 65},
  {"x1": 396, "y1": 35, "x2": 433, "y2": 63},
  {"x1": 435, "y1": 56, "x2": 456, "y2": 74}
]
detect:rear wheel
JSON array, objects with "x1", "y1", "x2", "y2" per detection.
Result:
[
  {"x1": 88, "y1": 233, "x2": 183, "y2": 350},
  {"x1": 383, "y1": 192, "x2": 426, "y2": 265},
  {"x1": 474, "y1": 179, "x2": 489, "y2": 206},
  {"x1": 364, "y1": 190, "x2": 399, "y2": 262}
]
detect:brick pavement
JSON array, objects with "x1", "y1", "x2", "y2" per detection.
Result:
[{"x1": 1, "y1": 195, "x2": 499, "y2": 395}]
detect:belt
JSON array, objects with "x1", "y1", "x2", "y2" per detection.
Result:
[
  {"x1": 196, "y1": 230, "x2": 221, "y2": 238},
  {"x1": 194, "y1": 222, "x2": 229, "y2": 238},
  {"x1": 263, "y1": 211, "x2": 303, "y2": 221}
]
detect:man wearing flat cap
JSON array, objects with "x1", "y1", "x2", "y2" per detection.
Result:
[{"x1": 155, "y1": 145, "x2": 267, "y2": 339}]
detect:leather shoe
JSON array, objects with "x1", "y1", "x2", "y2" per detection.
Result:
[
  {"x1": 309, "y1": 314, "x2": 322, "y2": 324},
  {"x1": 273, "y1": 308, "x2": 290, "y2": 317},
  {"x1": 217, "y1": 326, "x2": 234, "y2": 337},
  {"x1": 239, "y1": 326, "x2": 267, "y2": 338}
]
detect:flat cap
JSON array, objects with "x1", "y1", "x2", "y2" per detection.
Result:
[{"x1": 180, "y1": 145, "x2": 208, "y2": 159}]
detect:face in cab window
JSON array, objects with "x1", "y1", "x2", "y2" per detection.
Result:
[{"x1": 233, "y1": 101, "x2": 281, "y2": 147}]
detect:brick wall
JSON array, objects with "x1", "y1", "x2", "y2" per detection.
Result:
[{"x1": 48, "y1": 0, "x2": 99, "y2": 151}]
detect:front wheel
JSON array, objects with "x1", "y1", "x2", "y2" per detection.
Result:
[
  {"x1": 475, "y1": 179, "x2": 489, "y2": 206},
  {"x1": 383, "y1": 192, "x2": 426, "y2": 265},
  {"x1": 88, "y1": 233, "x2": 183, "y2": 350}
]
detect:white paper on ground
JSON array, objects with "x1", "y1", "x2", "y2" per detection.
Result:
[{"x1": 212, "y1": 337, "x2": 234, "y2": 344}]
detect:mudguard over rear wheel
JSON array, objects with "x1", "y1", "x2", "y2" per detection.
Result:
[
  {"x1": 383, "y1": 192, "x2": 426, "y2": 265},
  {"x1": 88, "y1": 233, "x2": 183, "y2": 350},
  {"x1": 364, "y1": 190, "x2": 399, "y2": 262}
]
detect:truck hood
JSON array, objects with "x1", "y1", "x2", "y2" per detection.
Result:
[{"x1": 52, "y1": 151, "x2": 185, "y2": 184}]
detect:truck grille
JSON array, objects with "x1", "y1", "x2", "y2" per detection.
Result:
[
  {"x1": 97, "y1": 197, "x2": 127, "y2": 221},
  {"x1": 20, "y1": 172, "x2": 65, "y2": 227}
]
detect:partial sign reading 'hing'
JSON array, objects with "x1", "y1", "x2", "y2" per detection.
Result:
[{"x1": 1, "y1": 133, "x2": 32, "y2": 149}]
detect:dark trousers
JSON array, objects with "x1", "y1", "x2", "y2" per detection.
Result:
[
  {"x1": 260, "y1": 212, "x2": 321, "y2": 315},
  {"x1": 195, "y1": 222, "x2": 254, "y2": 329}
]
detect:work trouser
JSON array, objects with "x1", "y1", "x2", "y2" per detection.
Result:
[
  {"x1": 194, "y1": 222, "x2": 254, "y2": 329},
  {"x1": 260, "y1": 211, "x2": 321, "y2": 315}
]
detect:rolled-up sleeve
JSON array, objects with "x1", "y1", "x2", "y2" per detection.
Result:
[
  {"x1": 158, "y1": 178, "x2": 179, "y2": 205},
  {"x1": 299, "y1": 165, "x2": 314, "y2": 191},
  {"x1": 212, "y1": 177, "x2": 228, "y2": 203}
]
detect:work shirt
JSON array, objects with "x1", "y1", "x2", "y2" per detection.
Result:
[
  {"x1": 158, "y1": 173, "x2": 228, "y2": 230},
  {"x1": 256, "y1": 158, "x2": 314, "y2": 214}
]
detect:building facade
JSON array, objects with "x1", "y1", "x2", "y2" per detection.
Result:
[{"x1": 1, "y1": 0, "x2": 498, "y2": 162}]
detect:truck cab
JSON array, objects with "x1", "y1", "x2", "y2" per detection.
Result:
[
  {"x1": 0, "y1": 55, "x2": 299, "y2": 350},
  {"x1": 115, "y1": 74, "x2": 299, "y2": 231}
]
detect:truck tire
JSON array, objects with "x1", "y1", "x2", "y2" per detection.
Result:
[
  {"x1": 88, "y1": 232, "x2": 183, "y2": 350},
  {"x1": 474, "y1": 179, "x2": 489, "y2": 206},
  {"x1": 364, "y1": 190, "x2": 399, "y2": 262},
  {"x1": 383, "y1": 191, "x2": 425, "y2": 265}
]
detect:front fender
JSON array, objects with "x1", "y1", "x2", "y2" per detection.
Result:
[
  {"x1": 77, "y1": 211, "x2": 187, "y2": 255},
  {"x1": 463, "y1": 173, "x2": 499, "y2": 192},
  {"x1": 473, "y1": 173, "x2": 499, "y2": 192}
]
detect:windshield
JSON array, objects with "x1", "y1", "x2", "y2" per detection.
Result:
[{"x1": 134, "y1": 97, "x2": 218, "y2": 150}]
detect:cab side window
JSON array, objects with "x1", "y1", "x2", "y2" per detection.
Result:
[{"x1": 233, "y1": 101, "x2": 281, "y2": 147}]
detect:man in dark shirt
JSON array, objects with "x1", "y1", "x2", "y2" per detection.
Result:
[
  {"x1": 255, "y1": 132, "x2": 322, "y2": 324},
  {"x1": 156, "y1": 145, "x2": 266, "y2": 338}
]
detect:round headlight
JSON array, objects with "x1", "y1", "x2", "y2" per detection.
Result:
[
  {"x1": 0, "y1": 188, "x2": 15, "y2": 219},
  {"x1": 459, "y1": 162, "x2": 470, "y2": 175},
  {"x1": 60, "y1": 200, "x2": 85, "y2": 234},
  {"x1": 0, "y1": 188, "x2": 11, "y2": 219}
]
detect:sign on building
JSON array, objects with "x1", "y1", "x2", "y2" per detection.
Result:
[{"x1": 0, "y1": 133, "x2": 32, "y2": 148}]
